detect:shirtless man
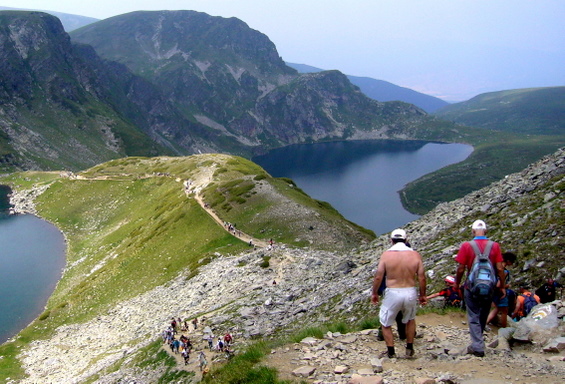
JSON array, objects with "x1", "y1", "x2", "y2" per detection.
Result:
[{"x1": 371, "y1": 228, "x2": 427, "y2": 358}]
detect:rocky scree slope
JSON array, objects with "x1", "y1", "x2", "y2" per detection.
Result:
[{"x1": 8, "y1": 148, "x2": 564, "y2": 383}]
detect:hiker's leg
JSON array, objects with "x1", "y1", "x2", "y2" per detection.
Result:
[
  {"x1": 499, "y1": 307, "x2": 509, "y2": 328},
  {"x1": 405, "y1": 319, "x2": 416, "y2": 344},
  {"x1": 487, "y1": 305, "x2": 498, "y2": 325},
  {"x1": 465, "y1": 290, "x2": 485, "y2": 353},
  {"x1": 382, "y1": 325, "x2": 394, "y2": 347},
  {"x1": 396, "y1": 312, "x2": 406, "y2": 340}
]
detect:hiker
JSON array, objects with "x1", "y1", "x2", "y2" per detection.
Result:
[
  {"x1": 172, "y1": 338, "x2": 180, "y2": 354},
  {"x1": 223, "y1": 332, "x2": 233, "y2": 346},
  {"x1": 181, "y1": 348, "x2": 190, "y2": 365},
  {"x1": 192, "y1": 317, "x2": 198, "y2": 330},
  {"x1": 371, "y1": 228, "x2": 427, "y2": 358},
  {"x1": 216, "y1": 337, "x2": 225, "y2": 352},
  {"x1": 426, "y1": 275, "x2": 463, "y2": 307},
  {"x1": 375, "y1": 272, "x2": 407, "y2": 341},
  {"x1": 455, "y1": 219, "x2": 505, "y2": 357},
  {"x1": 535, "y1": 277, "x2": 563, "y2": 303},
  {"x1": 512, "y1": 285, "x2": 540, "y2": 321},
  {"x1": 171, "y1": 318, "x2": 178, "y2": 334},
  {"x1": 198, "y1": 351, "x2": 208, "y2": 371},
  {"x1": 207, "y1": 334, "x2": 214, "y2": 350},
  {"x1": 487, "y1": 251, "x2": 517, "y2": 328}
]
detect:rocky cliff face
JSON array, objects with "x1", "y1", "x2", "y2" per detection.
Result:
[{"x1": 0, "y1": 11, "x2": 174, "y2": 170}]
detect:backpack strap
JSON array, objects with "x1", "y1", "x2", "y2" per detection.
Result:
[{"x1": 469, "y1": 240, "x2": 494, "y2": 261}]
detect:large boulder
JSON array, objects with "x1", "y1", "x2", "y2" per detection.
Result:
[{"x1": 513, "y1": 304, "x2": 561, "y2": 345}]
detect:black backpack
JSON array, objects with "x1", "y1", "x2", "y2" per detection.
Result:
[{"x1": 467, "y1": 240, "x2": 497, "y2": 302}]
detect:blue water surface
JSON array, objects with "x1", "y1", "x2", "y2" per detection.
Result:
[
  {"x1": 254, "y1": 140, "x2": 473, "y2": 235},
  {"x1": 0, "y1": 214, "x2": 66, "y2": 344}
]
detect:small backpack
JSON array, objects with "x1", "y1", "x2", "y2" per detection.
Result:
[
  {"x1": 522, "y1": 292, "x2": 538, "y2": 316},
  {"x1": 446, "y1": 287, "x2": 462, "y2": 307},
  {"x1": 467, "y1": 240, "x2": 497, "y2": 302}
]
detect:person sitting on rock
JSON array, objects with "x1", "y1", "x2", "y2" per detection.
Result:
[
  {"x1": 487, "y1": 251, "x2": 517, "y2": 328},
  {"x1": 426, "y1": 275, "x2": 462, "y2": 308},
  {"x1": 535, "y1": 277, "x2": 563, "y2": 303},
  {"x1": 512, "y1": 285, "x2": 540, "y2": 321}
]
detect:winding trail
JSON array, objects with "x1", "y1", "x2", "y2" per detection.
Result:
[{"x1": 182, "y1": 167, "x2": 269, "y2": 249}]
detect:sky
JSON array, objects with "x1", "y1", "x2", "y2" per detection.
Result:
[{"x1": 2, "y1": 0, "x2": 564, "y2": 101}]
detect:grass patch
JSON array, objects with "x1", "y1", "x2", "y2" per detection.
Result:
[
  {"x1": 203, "y1": 341, "x2": 292, "y2": 384},
  {"x1": 259, "y1": 256, "x2": 271, "y2": 268}
]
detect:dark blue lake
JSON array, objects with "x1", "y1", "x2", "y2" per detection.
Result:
[
  {"x1": 0, "y1": 213, "x2": 66, "y2": 344},
  {"x1": 253, "y1": 140, "x2": 473, "y2": 235}
]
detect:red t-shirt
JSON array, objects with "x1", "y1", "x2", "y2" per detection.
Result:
[{"x1": 455, "y1": 238, "x2": 503, "y2": 270}]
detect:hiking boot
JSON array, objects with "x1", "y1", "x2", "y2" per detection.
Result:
[
  {"x1": 376, "y1": 330, "x2": 384, "y2": 341},
  {"x1": 466, "y1": 346, "x2": 485, "y2": 357},
  {"x1": 378, "y1": 350, "x2": 396, "y2": 359},
  {"x1": 405, "y1": 348, "x2": 415, "y2": 358}
]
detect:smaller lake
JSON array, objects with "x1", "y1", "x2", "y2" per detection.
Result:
[
  {"x1": 253, "y1": 140, "x2": 472, "y2": 235},
  {"x1": 0, "y1": 214, "x2": 66, "y2": 344}
]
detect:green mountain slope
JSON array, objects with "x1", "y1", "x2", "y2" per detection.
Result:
[
  {"x1": 0, "y1": 6, "x2": 99, "y2": 31},
  {"x1": 70, "y1": 11, "x2": 466, "y2": 154},
  {"x1": 434, "y1": 87, "x2": 565, "y2": 135},
  {"x1": 0, "y1": 154, "x2": 374, "y2": 381}
]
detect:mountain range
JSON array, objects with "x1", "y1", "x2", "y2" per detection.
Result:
[
  {"x1": 288, "y1": 63, "x2": 450, "y2": 113},
  {"x1": 0, "y1": 9, "x2": 470, "y2": 173}
]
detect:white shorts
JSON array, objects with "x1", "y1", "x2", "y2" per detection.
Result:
[{"x1": 379, "y1": 287, "x2": 418, "y2": 327}]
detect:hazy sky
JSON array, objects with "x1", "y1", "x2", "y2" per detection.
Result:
[{"x1": 2, "y1": 0, "x2": 564, "y2": 101}]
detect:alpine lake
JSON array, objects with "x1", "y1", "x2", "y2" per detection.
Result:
[{"x1": 0, "y1": 139, "x2": 472, "y2": 344}]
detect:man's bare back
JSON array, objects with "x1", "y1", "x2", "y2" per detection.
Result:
[
  {"x1": 379, "y1": 249, "x2": 424, "y2": 288},
  {"x1": 371, "y1": 243, "x2": 426, "y2": 305}
]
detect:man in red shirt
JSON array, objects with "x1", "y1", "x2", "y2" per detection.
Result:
[{"x1": 455, "y1": 220, "x2": 505, "y2": 357}]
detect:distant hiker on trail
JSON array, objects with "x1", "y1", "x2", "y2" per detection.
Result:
[
  {"x1": 535, "y1": 277, "x2": 563, "y2": 303},
  {"x1": 216, "y1": 337, "x2": 225, "y2": 352},
  {"x1": 512, "y1": 285, "x2": 540, "y2": 321},
  {"x1": 198, "y1": 351, "x2": 208, "y2": 372},
  {"x1": 181, "y1": 348, "x2": 189, "y2": 365},
  {"x1": 426, "y1": 275, "x2": 462, "y2": 308},
  {"x1": 455, "y1": 219, "x2": 505, "y2": 357},
  {"x1": 223, "y1": 332, "x2": 233, "y2": 346},
  {"x1": 371, "y1": 228, "x2": 426, "y2": 359},
  {"x1": 207, "y1": 334, "x2": 214, "y2": 350},
  {"x1": 487, "y1": 251, "x2": 517, "y2": 328},
  {"x1": 192, "y1": 317, "x2": 198, "y2": 330}
]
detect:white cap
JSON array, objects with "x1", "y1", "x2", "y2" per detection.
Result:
[
  {"x1": 471, "y1": 220, "x2": 487, "y2": 230},
  {"x1": 390, "y1": 228, "x2": 406, "y2": 240},
  {"x1": 445, "y1": 275, "x2": 456, "y2": 284}
]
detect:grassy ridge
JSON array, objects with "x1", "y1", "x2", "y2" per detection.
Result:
[
  {"x1": 401, "y1": 134, "x2": 565, "y2": 214},
  {"x1": 435, "y1": 87, "x2": 565, "y2": 135},
  {"x1": 0, "y1": 154, "x2": 373, "y2": 382}
]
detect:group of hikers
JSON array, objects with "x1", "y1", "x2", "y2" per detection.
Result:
[
  {"x1": 162, "y1": 317, "x2": 234, "y2": 373},
  {"x1": 371, "y1": 219, "x2": 562, "y2": 359}
]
